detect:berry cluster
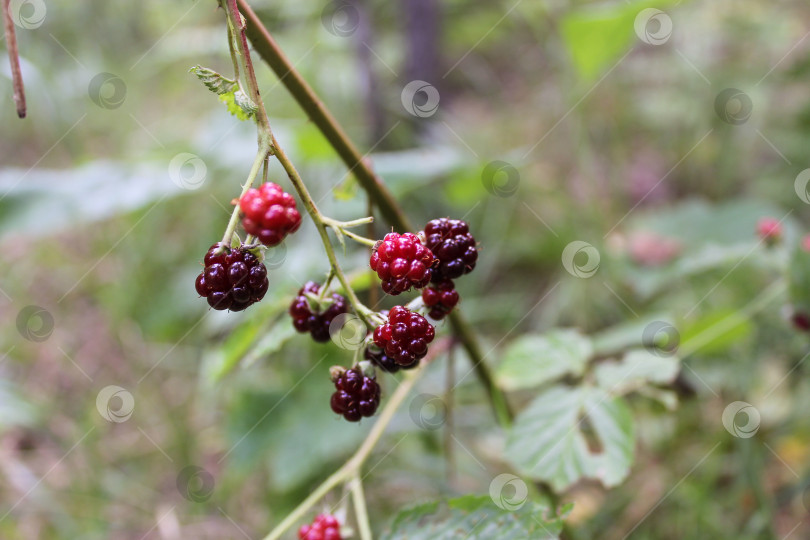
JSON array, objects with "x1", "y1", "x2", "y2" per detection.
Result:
[
  {"x1": 239, "y1": 182, "x2": 302, "y2": 247},
  {"x1": 372, "y1": 306, "x2": 435, "y2": 367},
  {"x1": 330, "y1": 366, "x2": 381, "y2": 422},
  {"x1": 369, "y1": 232, "x2": 435, "y2": 295},
  {"x1": 298, "y1": 514, "x2": 342, "y2": 540},
  {"x1": 421, "y1": 279, "x2": 460, "y2": 320},
  {"x1": 423, "y1": 218, "x2": 478, "y2": 282},
  {"x1": 195, "y1": 243, "x2": 268, "y2": 311},
  {"x1": 289, "y1": 282, "x2": 348, "y2": 342}
]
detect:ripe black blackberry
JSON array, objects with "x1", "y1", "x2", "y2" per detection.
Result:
[
  {"x1": 365, "y1": 346, "x2": 419, "y2": 373},
  {"x1": 372, "y1": 306, "x2": 435, "y2": 366},
  {"x1": 369, "y1": 232, "x2": 435, "y2": 295},
  {"x1": 421, "y1": 279, "x2": 460, "y2": 320},
  {"x1": 423, "y1": 218, "x2": 477, "y2": 283},
  {"x1": 330, "y1": 366, "x2": 381, "y2": 422},
  {"x1": 195, "y1": 243, "x2": 268, "y2": 311},
  {"x1": 289, "y1": 282, "x2": 348, "y2": 342}
]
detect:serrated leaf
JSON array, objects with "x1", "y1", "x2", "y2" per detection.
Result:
[
  {"x1": 505, "y1": 385, "x2": 635, "y2": 491},
  {"x1": 594, "y1": 349, "x2": 680, "y2": 396},
  {"x1": 496, "y1": 329, "x2": 592, "y2": 391},
  {"x1": 190, "y1": 65, "x2": 237, "y2": 95},
  {"x1": 219, "y1": 90, "x2": 256, "y2": 121},
  {"x1": 379, "y1": 495, "x2": 567, "y2": 540}
]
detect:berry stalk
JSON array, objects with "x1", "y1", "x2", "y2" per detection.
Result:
[
  {"x1": 261, "y1": 338, "x2": 451, "y2": 540},
  {"x1": 220, "y1": 143, "x2": 271, "y2": 248},
  {"x1": 221, "y1": 0, "x2": 375, "y2": 327}
]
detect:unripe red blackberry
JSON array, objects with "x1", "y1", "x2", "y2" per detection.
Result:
[
  {"x1": 372, "y1": 306, "x2": 435, "y2": 366},
  {"x1": 756, "y1": 217, "x2": 782, "y2": 245},
  {"x1": 289, "y1": 282, "x2": 348, "y2": 342},
  {"x1": 330, "y1": 366, "x2": 381, "y2": 422},
  {"x1": 298, "y1": 513, "x2": 342, "y2": 540},
  {"x1": 195, "y1": 243, "x2": 268, "y2": 311},
  {"x1": 421, "y1": 279, "x2": 460, "y2": 320},
  {"x1": 369, "y1": 232, "x2": 435, "y2": 295},
  {"x1": 239, "y1": 182, "x2": 302, "y2": 247},
  {"x1": 423, "y1": 218, "x2": 477, "y2": 282}
]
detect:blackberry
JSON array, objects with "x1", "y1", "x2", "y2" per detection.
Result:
[
  {"x1": 239, "y1": 182, "x2": 302, "y2": 247},
  {"x1": 289, "y1": 282, "x2": 348, "y2": 342},
  {"x1": 330, "y1": 366, "x2": 381, "y2": 422},
  {"x1": 423, "y1": 218, "x2": 477, "y2": 282},
  {"x1": 195, "y1": 243, "x2": 268, "y2": 311},
  {"x1": 421, "y1": 279, "x2": 460, "y2": 320},
  {"x1": 792, "y1": 312, "x2": 810, "y2": 332},
  {"x1": 372, "y1": 306, "x2": 435, "y2": 366},
  {"x1": 365, "y1": 346, "x2": 419, "y2": 373},
  {"x1": 298, "y1": 514, "x2": 342, "y2": 540},
  {"x1": 369, "y1": 232, "x2": 435, "y2": 295}
]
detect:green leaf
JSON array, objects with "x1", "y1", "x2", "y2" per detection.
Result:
[
  {"x1": 591, "y1": 314, "x2": 674, "y2": 356},
  {"x1": 680, "y1": 309, "x2": 752, "y2": 355},
  {"x1": 505, "y1": 385, "x2": 635, "y2": 491},
  {"x1": 496, "y1": 329, "x2": 592, "y2": 391},
  {"x1": 379, "y1": 495, "x2": 568, "y2": 540},
  {"x1": 560, "y1": 0, "x2": 680, "y2": 82},
  {"x1": 219, "y1": 89, "x2": 256, "y2": 121},
  {"x1": 594, "y1": 349, "x2": 680, "y2": 395},
  {"x1": 189, "y1": 65, "x2": 237, "y2": 95}
]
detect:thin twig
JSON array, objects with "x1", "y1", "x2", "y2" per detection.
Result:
[
  {"x1": 2, "y1": 0, "x2": 26, "y2": 118},
  {"x1": 349, "y1": 474, "x2": 372, "y2": 540}
]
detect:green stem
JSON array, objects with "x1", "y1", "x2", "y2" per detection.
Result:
[
  {"x1": 261, "y1": 339, "x2": 450, "y2": 540},
  {"x1": 220, "y1": 144, "x2": 271, "y2": 248},
  {"x1": 349, "y1": 474, "x2": 372, "y2": 540}
]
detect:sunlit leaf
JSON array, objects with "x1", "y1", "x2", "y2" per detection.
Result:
[{"x1": 496, "y1": 329, "x2": 592, "y2": 390}]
